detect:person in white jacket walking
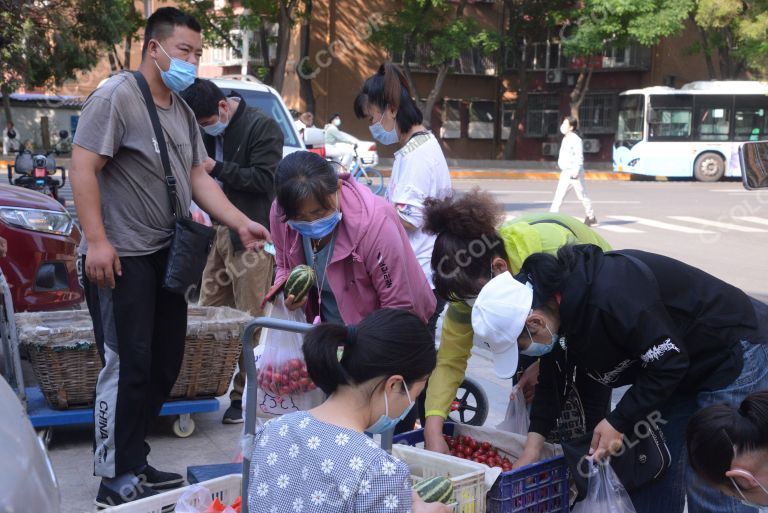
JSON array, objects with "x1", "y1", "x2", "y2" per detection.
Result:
[{"x1": 549, "y1": 116, "x2": 597, "y2": 226}]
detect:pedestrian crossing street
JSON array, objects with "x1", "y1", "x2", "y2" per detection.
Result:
[{"x1": 597, "y1": 215, "x2": 768, "y2": 235}]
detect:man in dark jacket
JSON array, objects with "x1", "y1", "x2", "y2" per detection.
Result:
[{"x1": 182, "y1": 78, "x2": 283, "y2": 423}]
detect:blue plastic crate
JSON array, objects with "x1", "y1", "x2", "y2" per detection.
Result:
[{"x1": 393, "y1": 426, "x2": 569, "y2": 513}]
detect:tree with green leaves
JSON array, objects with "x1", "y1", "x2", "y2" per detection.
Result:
[
  {"x1": 501, "y1": 0, "x2": 571, "y2": 159},
  {"x1": 691, "y1": 0, "x2": 768, "y2": 79},
  {"x1": 177, "y1": 0, "x2": 310, "y2": 95},
  {"x1": 561, "y1": 0, "x2": 694, "y2": 119},
  {"x1": 369, "y1": 0, "x2": 500, "y2": 129},
  {"x1": 0, "y1": 0, "x2": 137, "y2": 126}
]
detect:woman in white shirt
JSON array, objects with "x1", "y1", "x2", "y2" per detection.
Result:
[
  {"x1": 353, "y1": 63, "x2": 452, "y2": 334},
  {"x1": 354, "y1": 62, "x2": 452, "y2": 432},
  {"x1": 549, "y1": 116, "x2": 597, "y2": 226}
]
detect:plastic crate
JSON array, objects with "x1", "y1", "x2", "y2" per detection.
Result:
[
  {"x1": 392, "y1": 443, "x2": 486, "y2": 513},
  {"x1": 101, "y1": 474, "x2": 241, "y2": 513},
  {"x1": 394, "y1": 426, "x2": 569, "y2": 513}
]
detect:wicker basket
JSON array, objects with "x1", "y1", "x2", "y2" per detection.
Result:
[{"x1": 17, "y1": 306, "x2": 251, "y2": 409}]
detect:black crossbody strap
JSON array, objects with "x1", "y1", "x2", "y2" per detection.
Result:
[{"x1": 132, "y1": 71, "x2": 179, "y2": 218}]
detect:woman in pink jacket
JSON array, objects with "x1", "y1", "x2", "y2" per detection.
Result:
[{"x1": 268, "y1": 151, "x2": 436, "y2": 327}]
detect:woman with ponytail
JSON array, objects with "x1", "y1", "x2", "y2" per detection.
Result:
[
  {"x1": 421, "y1": 189, "x2": 612, "y2": 454},
  {"x1": 354, "y1": 62, "x2": 452, "y2": 335},
  {"x1": 248, "y1": 309, "x2": 448, "y2": 513},
  {"x1": 471, "y1": 243, "x2": 768, "y2": 513},
  {"x1": 688, "y1": 391, "x2": 768, "y2": 509}
]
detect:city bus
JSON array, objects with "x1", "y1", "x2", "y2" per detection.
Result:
[{"x1": 612, "y1": 81, "x2": 768, "y2": 181}]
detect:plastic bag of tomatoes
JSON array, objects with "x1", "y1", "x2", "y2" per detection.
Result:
[{"x1": 256, "y1": 294, "x2": 318, "y2": 401}]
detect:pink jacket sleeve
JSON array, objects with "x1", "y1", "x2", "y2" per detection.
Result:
[
  {"x1": 361, "y1": 214, "x2": 436, "y2": 324},
  {"x1": 269, "y1": 202, "x2": 291, "y2": 285}
]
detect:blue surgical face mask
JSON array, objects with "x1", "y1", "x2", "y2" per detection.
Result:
[
  {"x1": 369, "y1": 110, "x2": 399, "y2": 146},
  {"x1": 366, "y1": 380, "x2": 414, "y2": 434},
  {"x1": 154, "y1": 41, "x2": 197, "y2": 93},
  {"x1": 287, "y1": 195, "x2": 343, "y2": 239},
  {"x1": 202, "y1": 107, "x2": 228, "y2": 137},
  {"x1": 731, "y1": 472, "x2": 768, "y2": 510},
  {"x1": 520, "y1": 324, "x2": 558, "y2": 357}
]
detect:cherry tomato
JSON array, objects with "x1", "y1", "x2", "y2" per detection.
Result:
[{"x1": 481, "y1": 442, "x2": 491, "y2": 451}]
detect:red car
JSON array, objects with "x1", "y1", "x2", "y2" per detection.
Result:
[{"x1": 0, "y1": 184, "x2": 82, "y2": 311}]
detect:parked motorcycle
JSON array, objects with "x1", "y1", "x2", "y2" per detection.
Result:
[{"x1": 7, "y1": 144, "x2": 67, "y2": 206}]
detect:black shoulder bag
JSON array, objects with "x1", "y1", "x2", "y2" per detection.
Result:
[{"x1": 133, "y1": 71, "x2": 215, "y2": 297}]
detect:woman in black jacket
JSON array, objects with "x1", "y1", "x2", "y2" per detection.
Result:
[{"x1": 474, "y1": 244, "x2": 768, "y2": 513}]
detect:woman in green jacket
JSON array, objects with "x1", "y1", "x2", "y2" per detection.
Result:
[{"x1": 423, "y1": 190, "x2": 612, "y2": 453}]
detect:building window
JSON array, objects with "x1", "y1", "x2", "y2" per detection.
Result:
[
  {"x1": 441, "y1": 99, "x2": 462, "y2": 139},
  {"x1": 579, "y1": 93, "x2": 617, "y2": 134},
  {"x1": 469, "y1": 100, "x2": 495, "y2": 139},
  {"x1": 525, "y1": 95, "x2": 560, "y2": 137},
  {"x1": 501, "y1": 101, "x2": 517, "y2": 140}
]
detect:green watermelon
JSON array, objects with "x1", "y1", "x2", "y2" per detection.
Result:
[
  {"x1": 285, "y1": 265, "x2": 316, "y2": 302},
  {"x1": 413, "y1": 476, "x2": 454, "y2": 504}
]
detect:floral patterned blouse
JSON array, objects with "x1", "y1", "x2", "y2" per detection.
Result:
[{"x1": 248, "y1": 411, "x2": 412, "y2": 513}]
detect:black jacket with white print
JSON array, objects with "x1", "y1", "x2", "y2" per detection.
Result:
[{"x1": 529, "y1": 245, "x2": 761, "y2": 437}]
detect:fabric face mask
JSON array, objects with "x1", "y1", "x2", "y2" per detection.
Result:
[
  {"x1": 369, "y1": 110, "x2": 399, "y2": 146},
  {"x1": 332, "y1": 118, "x2": 342, "y2": 127},
  {"x1": 520, "y1": 324, "x2": 558, "y2": 357},
  {"x1": 366, "y1": 381, "x2": 414, "y2": 434},
  {"x1": 560, "y1": 123, "x2": 570, "y2": 135},
  {"x1": 154, "y1": 41, "x2": 197, "y2": 93}
]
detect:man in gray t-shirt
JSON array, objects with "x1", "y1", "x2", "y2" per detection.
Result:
[{"x1": 70, "y1": 7, "x2": 270, "y2": 509}]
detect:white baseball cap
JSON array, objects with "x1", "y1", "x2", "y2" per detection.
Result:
[{"x1": 471, "y1": 272, "x2": 533, "y2": 379}]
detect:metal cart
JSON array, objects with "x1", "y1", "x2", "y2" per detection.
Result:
[{"x1": 0, "y1": 268, "x2": 219, "y2": 446}]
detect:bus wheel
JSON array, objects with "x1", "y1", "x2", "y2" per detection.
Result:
[{"x1": 694, "y1": 152, "x2": 725, "y2": 182}]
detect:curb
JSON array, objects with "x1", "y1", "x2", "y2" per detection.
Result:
[{"x1": 379, "y1": 168, "x2": 635, "y2": 181}]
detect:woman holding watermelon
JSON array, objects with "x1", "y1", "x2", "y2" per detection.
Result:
[
  {"x1": 421, "y1": 190, "x2": 613, "y2": 454},
  {"x1": 268, "y1": 150, "x2": 436, "y2": 327},
  {"x1": 248, "y1": 308, "x2": 451, "y2": 513}
]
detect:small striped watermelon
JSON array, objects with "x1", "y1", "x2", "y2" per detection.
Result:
[
  {"x1": 413, "y1": 476, "x2": 454, "y2": 504},
  {"x1": 285, "y1": 265, "x2": 316, "y2": 302}
]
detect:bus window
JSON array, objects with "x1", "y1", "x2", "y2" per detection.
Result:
[
  {"x1": 649, "y1": 95, "x2": 693, "y2": 140},
  {"x1": 696, "y1": 106, "x2": 731, "y2": 141},
  {"x1": 616, "y1": 94, "x2": 644, "y2": 146},
  {"x1": 734, "y1": 95, "x2": 768, "y2": 141}
]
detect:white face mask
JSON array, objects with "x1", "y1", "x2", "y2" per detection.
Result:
[{"x1": 560, "y1": 123, "x2": 570, "y2": 135}]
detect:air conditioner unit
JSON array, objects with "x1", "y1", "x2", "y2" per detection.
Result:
[
  {"x1": 545, "y1": 69, "x2": 563, "y2": 84},
  {"x1": 542, "y1": 142, "x2": 560, "y2": 156},
  {"x1": 582, "y1": 138, "x2": 601, "y2": 153}
]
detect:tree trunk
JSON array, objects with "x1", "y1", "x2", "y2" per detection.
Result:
[
  {"x1": 423, "y1": 63, "x2": 450, "y2": 129},
  {"x1": 503, "y1": 60, "x2": 529, "y2": 160},
  {"x1": 259, "y1": 24, "x2": 272, "y2": 83},
  {"x1": 271, "y1": 1, "x2": 296, "y2": 94},
  {"x1": 569, "y1": 67, "x2": 593, "y2": 121},
  {"x1": 124, "y1": 36, "x2": 132, "y2": 70},
  {"x1": 694, "y1": 22, "x2": 717, "y2": 79},
  {"x1": 719, "y1": 28, "x2": 736, "y2": 79},
  {"x1": 298, "y1": 0, "x2": 315, "y2": 114},
  {"x1": 108, "y1": 51, "x2": 119, "y2": 72},
  {"x1": 1, "y1": 87, "x2": 12, "y2": 127}
]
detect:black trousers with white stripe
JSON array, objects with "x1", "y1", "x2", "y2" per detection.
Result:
[{"x1": 83, "y1": 249, "x2": 187, "y2": 478}]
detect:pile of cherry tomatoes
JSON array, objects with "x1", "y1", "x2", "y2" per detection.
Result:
[
  {"x1": 444, "y1": 434, "x2": 514, "y2": 472},
  {"x1": 258, "y1": 358, "x2": 317, "y2": 397}
]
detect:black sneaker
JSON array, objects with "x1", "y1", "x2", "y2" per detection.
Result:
[
  {"x1": 95, "y1": 481, "x2": 173, "y2": 511},
  {"x1": 222, "y1": 400, "x2": 243, "y2": 424},
  {"x1": 135, "y1": 464, "x2": 184, "y2": 491},
  {"x1": 584, "y1": 216, "x2": 599, "y2": 227}
]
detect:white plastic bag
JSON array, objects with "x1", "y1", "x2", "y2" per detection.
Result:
[
  {"x1": 255, "y1": 295, "x2": 323, "y2": 416},
  {"x1": 496, "y1": 385, "x2": 530, "y2": 435},
  {"x1": 175, "y1": 484, "x2": 212, "y2": 513},
  {"x1": 572, "y1": 459, "x2": 637, "y2": 513}
]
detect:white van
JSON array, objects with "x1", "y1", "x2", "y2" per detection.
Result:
[{"x1": 210, "y1": 76, "x2": 305, "y2": 158}]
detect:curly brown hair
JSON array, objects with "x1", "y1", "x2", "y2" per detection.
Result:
[{"x1": 424, "y1": 189, "x2": 507, "y2": 301}]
